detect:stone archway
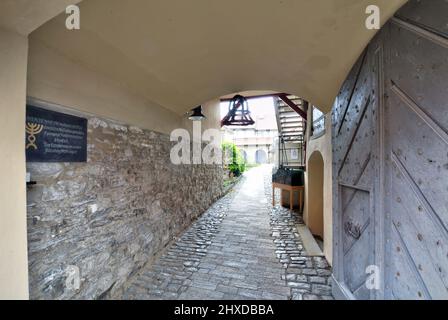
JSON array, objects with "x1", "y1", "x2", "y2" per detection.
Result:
[{"x1": 307, "y1": 151, "x2": 324, "y2": 238}]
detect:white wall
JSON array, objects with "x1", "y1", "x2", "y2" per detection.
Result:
[
  {"x1": 0, "y1": 27, "x2": 29, "y2": 299},
  {"x1": 23, "y1": 33, "x2": 222, "y2": 300},
  {"x1": 304, "y1": 111, "x2": 333, "y2": 265},
  {"x1": 28, "y1": 37, "x2": 222, "y2": 138},
  {"x1": 27, "y1": 38, "x2": 184, "y2": 135}
]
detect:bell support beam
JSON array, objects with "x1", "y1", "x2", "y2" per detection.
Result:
[{"x1": 220, "y1": 93, "x2": 289, "y2": 102}]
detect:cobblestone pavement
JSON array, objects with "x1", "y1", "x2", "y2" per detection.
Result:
[
  {"x1": 263, "y1": 170, "x2": 333, "y2": 300},
  {"x1": 119, "y1": 165, "x2": 333, "y2": 300}
]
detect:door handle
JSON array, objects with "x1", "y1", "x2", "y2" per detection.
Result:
[{"x1": 344, "y1": 220, "x2": 361, "y2": 240}]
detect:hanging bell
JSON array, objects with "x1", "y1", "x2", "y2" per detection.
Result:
[{"x1": 221, "y1": 95, "x2": 255, "y2": 126}]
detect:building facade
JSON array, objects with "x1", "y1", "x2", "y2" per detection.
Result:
[{"x1": 221, "y1": 98, "x2": 278, "y2": 164}]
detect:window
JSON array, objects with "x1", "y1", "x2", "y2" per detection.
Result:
[{"x1": 311, "y1": 106, "x2": 325, "y2": 138}]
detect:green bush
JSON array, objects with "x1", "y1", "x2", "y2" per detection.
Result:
[{"x1": 222, "y1": 141, "x2": 246, "y2": 177}]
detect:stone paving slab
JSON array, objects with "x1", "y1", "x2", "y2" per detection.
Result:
[{"x1": 117, "y1": 165, "x2": 333, "y2": 300}]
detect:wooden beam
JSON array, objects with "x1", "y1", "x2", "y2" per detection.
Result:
[
  {"x1": 220, "y1": 93, "x2": 288, "y2": 102},
  {"x1": 278, "y1": 94, "x2": 307, "y2": 121}
]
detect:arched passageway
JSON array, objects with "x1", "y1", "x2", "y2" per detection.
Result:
[
  {"x1": 255, "y1": 150, "x2": 268, "y2": 164},
  {"x1": 307, "y1": 151, "x2": 324, "y2": 239},
  {"x1": 3, "y1": 0, "x2": 436, "y2": 301}
]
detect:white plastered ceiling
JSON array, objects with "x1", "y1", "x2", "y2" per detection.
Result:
[
  {"x1": 8, "y1": 0, "x2": 407, "y2": 113},
  {"x1": 0, "y1": 0, "x2": 82, "y2": 35}
]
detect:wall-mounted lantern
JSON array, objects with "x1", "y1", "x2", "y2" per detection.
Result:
[{"x1": 188, "y1": 106, "x2": 206, "y2": 121}]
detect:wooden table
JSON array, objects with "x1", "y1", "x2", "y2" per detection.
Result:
[{"x1": 272, "y1": 182, "x2": 304, "y2": 212}]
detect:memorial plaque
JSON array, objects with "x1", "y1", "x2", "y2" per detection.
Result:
[{"x1": 25, "y1": 105, "x2": 87, "y2": 162}]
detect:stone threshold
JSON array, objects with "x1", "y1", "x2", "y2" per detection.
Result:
[{"x1": 296, "y1": 225, "x2": 324, "y2": 257}]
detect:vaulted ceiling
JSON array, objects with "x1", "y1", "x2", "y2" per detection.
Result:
[
  {"x1": 3, "y1": 0, "x2": 407, "y2": 114},
  {"x1": 0, "y1": 0, "x2": 82, "y2": 35}
]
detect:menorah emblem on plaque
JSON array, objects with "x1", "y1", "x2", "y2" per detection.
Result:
[{"x1": 26, "y1": 122, "x2": 44, "y2": 150}]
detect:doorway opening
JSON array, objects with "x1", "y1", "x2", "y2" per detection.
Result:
[
  {"x1": 255, "y1": 149, "x2": 268, "y2": 164},
  {"x1": 307, "y1": 151, "x2": 324, "y2": 250}
]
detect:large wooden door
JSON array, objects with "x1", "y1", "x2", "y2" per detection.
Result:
[
  {"x1": 332, "y1": 43, "x2": 379, "y2": 300},
  {"x1": 383, "y1": 1, "x2": 448, "y2": 300},
  {"x1": 332, "y1": 0, "x2": 448, "y2": 300}
]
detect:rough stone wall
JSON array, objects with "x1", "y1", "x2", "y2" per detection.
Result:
[{"x1": 26, "y1": 116, "x2": 223, "y2": 300}]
